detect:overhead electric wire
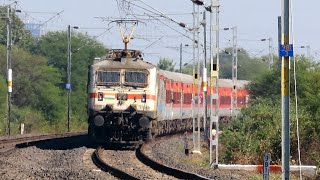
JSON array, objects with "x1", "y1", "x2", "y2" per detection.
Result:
[
  {"x1": 136, "y1": 0, "x2": 182, "y2": 25},
  {"x1": 72, "y1": 26, "x2": 113, "y2": 53},
  {"x1": 144, "y1": 12, "x2": 193, "y2": 42},
  {"x1": 132, "y1": 12, "x2": 193, "y2": 16},
  {"x1": 122, "y1": 0, "x2": 191, "y2": 32},
  {"x1": 142, "y1": 36, "x2": 163, "y2": 51},
  {"x1": 14, "y1": 2, "x2": 41, "y2": 23}
]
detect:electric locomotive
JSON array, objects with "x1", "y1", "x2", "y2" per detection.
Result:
[{"x1": 87, "y1": 49, "x2": 157, "y2": 142}]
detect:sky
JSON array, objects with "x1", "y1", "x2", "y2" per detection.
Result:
[{"x1": 3, "y1": 0, "x2": 320, "y2": 66}]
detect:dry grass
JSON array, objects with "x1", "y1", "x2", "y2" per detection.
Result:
[{"x1": 183, "y1": 141, "x2": 317, "y2": 180}]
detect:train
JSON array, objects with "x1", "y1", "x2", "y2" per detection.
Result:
[{"x1": 87, "y1": 49, "x2": 249, "y2": 143}]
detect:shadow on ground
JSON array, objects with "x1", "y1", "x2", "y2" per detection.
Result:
[{"x1": 15, "y1": 134, "x2": 99, "y2": 150}]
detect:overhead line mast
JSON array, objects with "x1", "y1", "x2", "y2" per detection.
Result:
[
  {"x1": 209, "y1": 0, "x2": 220, "y2": 167},
  {"x1": 281, "y1": 0, "x2": 291, "y2": 179}
]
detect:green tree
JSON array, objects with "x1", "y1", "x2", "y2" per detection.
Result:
[
  {"x1": 0, "y1": 6, "x2": 33, "y2": 49},
  {"x1": 222, "y1": 55, "x2": 320, "y2": 167},
  {"x1": 0, "y1": 45, "x2": 65, "y2": 122},
  {"x1": 181, "y1": 64, "x2": 193, "y2": 75},
  {"x1": 221, "y1": 98, "x2": 316, "y2": 165},
  {"x1": 32, "y1": 31, "x2": 106, "y2": 121},
  {"x1": 219, "y1": 48, "x2": 268, "y2": 80},
  {"x1": 157, "y1": 58, "x2": 176, "y2": 71}
]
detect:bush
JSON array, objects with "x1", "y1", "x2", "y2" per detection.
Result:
[{"x1": 220, "y1": 98, "x2": 319, "y2": 167}]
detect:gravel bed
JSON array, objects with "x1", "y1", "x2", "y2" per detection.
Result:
[
  {"x1": 146, "y1": 135, "x2": 262, "y2": 180},
  {"x1": 147, "y1": 135, "x2": 314, "y2": 180},
  {"x1": 0, "y1": 135, "x2": 116, "y2": 180},
  {"x1": 103, "y1": 149, "x2": 176, "y2": 180}
]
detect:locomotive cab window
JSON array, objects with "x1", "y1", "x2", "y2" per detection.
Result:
[
  {"x1": 124, "y1": 71, "x2": 148, "y2": 87},
  {"x1": 96, "y1": 71, "x2": 120, "y2": 85}
]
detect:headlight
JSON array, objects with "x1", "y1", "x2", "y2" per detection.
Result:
[
  {"x1": 141, "y1": 94, "x2": 146, "y2": 103},
  {"x1": 98, "y1": 92, "x2": 104, "y2": 101}
]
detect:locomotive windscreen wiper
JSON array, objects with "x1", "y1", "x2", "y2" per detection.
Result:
[{"x1": 122, "y1": 83, "x2": 146, "y2": 88}]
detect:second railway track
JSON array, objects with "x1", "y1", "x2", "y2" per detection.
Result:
[{"x1": 0, "y1": 132, "x2": 86, "y2": 154}]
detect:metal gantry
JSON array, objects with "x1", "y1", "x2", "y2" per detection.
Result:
[
  {"x1": 209, "y1": 0, "x2": 220, "y2": 166},
  {"x1": 191, "y1": 1, "x2": 202, "y2": 154},
  {"x1": 231, "y1": 26, "x2": 238, "y2": 118},
  {"x1": 261, "y1": 37, "x2": 274, "y2": 70}
]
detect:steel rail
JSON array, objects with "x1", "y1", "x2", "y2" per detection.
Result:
[{"x1": 92, "y1": 146, "x2": 139, "y2": 180}]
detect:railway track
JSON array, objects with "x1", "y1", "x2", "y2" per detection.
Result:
[
  {"x1": 0, "y1": 132, "x2": 86, "y2": 154},
  {"x1": 92, "y1": 135, "x2": 209, "y2": 180}
]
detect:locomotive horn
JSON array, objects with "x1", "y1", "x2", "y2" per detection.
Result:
[{"x1": 139, "y1": 117, "x2": 150, "y2": 128}]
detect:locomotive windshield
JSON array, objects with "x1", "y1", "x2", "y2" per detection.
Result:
[
  {"x1": 124, "y1": 71, "x2": 147, "y2": 87},
  {"x1": 96, "y1": 71, "x2": 120, "y2": 85}
]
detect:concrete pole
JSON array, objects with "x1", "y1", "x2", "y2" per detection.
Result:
[
  {"x1": 180, "y1": 43, "x2": 182, "y2": 73},
  {"x1": 67, "y1": 25, "x2": 71, "y2": 132},
  {"x1": 209, "y1": 0, "x2": 214, "y2": 165},
  {"x1": 269, "y1": 38, "x2": 273, "y2": 70},
  {"x1": 202, "y1": 11, "x2": 208, "y2": 137},
  {"x1": 278, "y1": 16, "x2": 281, "y2": 66},
  {"x1": 196, "y1": 4, "x2": 201, "y2": 152},
  {"x1": 281, "y1": 0, "x2": 290, "y2": 179},
  {"x1": 231, "y1": 26, "x2": 238, "y2": 118},
  {"x1": 306, "y1": 45, "x2": 311, "y2": 59},
  {"x1": 192, "y1": 3, "x2": 196, "y2": 152},
  {"x1": 6, "y1": 6, "x2": 12, "y2": 136}
]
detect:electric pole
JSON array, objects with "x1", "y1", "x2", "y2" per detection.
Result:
[
  {"x1": 231, "y1": 26, "x2": 238, "y2": 118},
  {"x1": 6, "y1": 6, "x2": 13, "y2": 136},
  {"x1": 278, "y1": 16, "x2": 281, "y2": 65},
  {"x1": 281, "y1": 0, "x2": 290, "y2": 179},
  {"x1": 209, "y1": 0, "x2": 220, "y2": 166},
  {"x1": 268, "y1": 37, "x2": 273, "y2": 70},
  {"x1": 196, "y1": 3, "x2": 201, "y2": 154},
  {"x1": 202, "y1": 11, "x2": 208, "y2": 138},
  {"x1": 191, "y1": 1, "x2": 201, "y2": 154},
  {"x1": 180, "y1": 43, "x2": 182, "y2": 73},
  {"x1": 67, "y1": 25, "x2": 71, "y2": 132}
]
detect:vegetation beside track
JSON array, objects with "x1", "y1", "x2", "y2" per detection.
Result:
[{"x1": 220, "y1": 57, "x2": 320, "y2": 170}]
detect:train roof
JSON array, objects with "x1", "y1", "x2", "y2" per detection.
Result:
[
  {"x1": 159, "y1": 70, "x2": 249, "y2": 88},
  {"x1": 91, "y1": 49, "x2": 156, "y2": 70},
  {"x1": 91, "y1": 58, "x2": 156, "y2": 70},
  {"x1": 159, "y1": 70, "x2": 193, "y2": 83}
]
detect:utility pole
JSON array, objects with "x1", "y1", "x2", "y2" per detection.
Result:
[
  {"x1": 192, "y1": 3, "x2": 196, "y2": 151},
  {"x1": 231, "y1": 26, "x2": 238, "y2": 118},
  {"x1": 268, "y1": 37, "x2": 273, "y2": 70},
  {"x1": 202, "y1": 11, "x2": 207, "y2": 137},
  {"x1": 67, "y1": 25, "x2": 71, "y2": 132},
  {"x1": 191, "y1": 1, "x2": 201, "y2": 154},
  {"x1": 278, "y1": 16, "x2": 281, "y2": 65},
  {"x1": 209, "y1": 0, "x2": 220, "y2": 166},
  {"x1": 281, "y1": 0, "x2": 290, "y2": 179},
  {"x1": 6, "y1": 6, "x2": 13, "y2": 136},
  {"x1": 196, "y1": 4, "x2": 201, "y2": 154},
  {"x1": 180, "y1": 43, "x2": 182, "y2": 73}
]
